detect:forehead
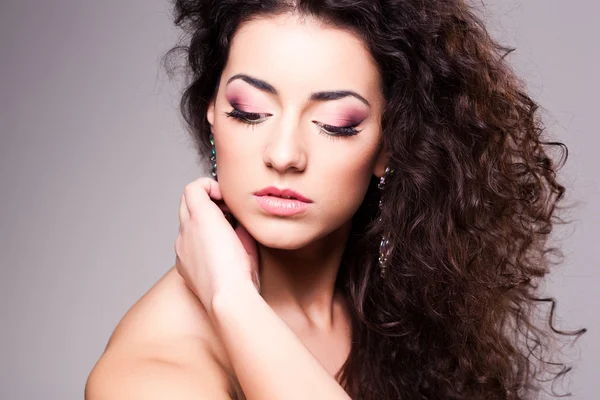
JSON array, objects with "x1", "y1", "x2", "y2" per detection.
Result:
[{"x1": 223, "y1": 14, "x2": 382, "y2": 101}]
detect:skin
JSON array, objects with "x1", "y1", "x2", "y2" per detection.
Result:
[
  {"x1": 86, "y1": 13, "x2": 388, "y2": 399},
  {"x1": 208, "y1": 13, "x2": 386, "y2": 333}
]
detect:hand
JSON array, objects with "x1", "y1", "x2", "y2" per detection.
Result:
[{"x1": 174, "y1": 177, "x2": 260, "y2": 316}]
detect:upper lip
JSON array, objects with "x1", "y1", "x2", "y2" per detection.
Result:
[{"x1": 254, "y1": 186, "x2": 313, "y2": 203}]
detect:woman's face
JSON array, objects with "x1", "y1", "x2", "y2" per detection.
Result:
[{"x1": 207, "y1": 14, "x2": 387, "y2": 250}]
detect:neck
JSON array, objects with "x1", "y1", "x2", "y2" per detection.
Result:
[{"x1": 257, "y1": 220, "x2": 352, "y2": 332}]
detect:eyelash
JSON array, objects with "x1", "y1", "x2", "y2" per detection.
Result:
[
  {"x1": 224, "y1": 108, "x2": 268, "y2": 125},
  {"x1": 223, "y1": 107, "x2": 362, "y2": 138}
]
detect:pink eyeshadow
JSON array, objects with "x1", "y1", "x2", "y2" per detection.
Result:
[
  {"x1": 225, "y1": 92, "x2": 268, "y2": 113},
  {"x1": 323, "y1": 108, "x2": 369, "y2": 126}
]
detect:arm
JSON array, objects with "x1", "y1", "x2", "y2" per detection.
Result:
[
  {"x1": 175, "y1": 178, "x2": 351, "y2": 399},
  {"x1": 210, "y1": 282, "x2": 352, "y2": 400}
]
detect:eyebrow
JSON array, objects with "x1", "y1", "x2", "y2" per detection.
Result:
[{"x1": 226, "y1": 73, "x2": 371, "y2": 108}]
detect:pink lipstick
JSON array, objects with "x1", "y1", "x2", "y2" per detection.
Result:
[{"x1": 253, "y1": 186, "x2": 312, "y2": 216}]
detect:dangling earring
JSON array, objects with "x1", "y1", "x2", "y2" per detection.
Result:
[
  {"x1": 209, "y1": 132, "x2": 217, "y2": 179},
  {"x1": 378, "y1": 166, "x2": 394, "y2": 278},
  {"x1": 210, "y1": 132, "x2": 237, "y2": 228}
]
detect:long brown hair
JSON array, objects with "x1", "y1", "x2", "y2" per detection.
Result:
[{"x1": 166, "y1": 0, "x2": 586, "y2": 398}]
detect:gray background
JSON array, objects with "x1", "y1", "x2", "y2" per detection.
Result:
[{"x1": 0, "y1": 1, "x2": 597, "y2": 399}]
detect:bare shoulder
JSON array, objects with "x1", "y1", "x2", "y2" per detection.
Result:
[
  {"x1": 85, "y1": 338, "x2": 231, "y2": 399},
  {"x1": 85, "y1": 267, "x2": 234, "y2": 399}
]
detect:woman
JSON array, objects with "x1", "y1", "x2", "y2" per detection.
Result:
[{"x1": 86, "y1": 0, "x2": 586, "y2": 399}]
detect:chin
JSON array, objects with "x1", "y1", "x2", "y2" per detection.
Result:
[
  {"x1": 242, "y1": 218, "x2": 318, "y2": 250},
  {"x1": 252, "y1": 229, "x2": 313, "y2": 250}
]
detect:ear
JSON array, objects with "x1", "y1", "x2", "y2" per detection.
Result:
[
  {"x1": 206, "y1": 99, "x2": 216, "y2": 128},
  {"x1": 372, "y1": 145, "x2": 389, "y2": 178}
]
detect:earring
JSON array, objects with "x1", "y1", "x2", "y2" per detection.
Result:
[
  {"x1": 209, "y1": 132, "x2": 237, "y2": 228},
  {"x1": 209, "y1": 132, "x2": 217, "y2": 178},
  {"x1": 378, "y1": 166, "x2": 394, "y2": 278}
]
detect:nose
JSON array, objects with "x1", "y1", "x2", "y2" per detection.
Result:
[{"x1": 262, "y1": 119, "x2": 307, "y2": 173}]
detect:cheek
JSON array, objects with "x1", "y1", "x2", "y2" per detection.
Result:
[
  {"x1": 327, "y1": 134, "x2": 381, "y2": 196},
  {"x1": 318, "y1": 153, "x2": 375, "y2": 221},
  {"x1": 213, "y1": 111, "x2": 260, "y2": 172},
  {"x1": 320, "y1": 139, "x2": 378, "y2": 188},
  {"x1": 212, "y1": 131, "x2": 258, "y2": 208}
]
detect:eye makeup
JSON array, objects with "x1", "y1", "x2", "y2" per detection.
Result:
[
  {"x1": 312, "y1": 120, "x2": 362, "y2": 137},
  {"x1": 223, "y1": 80, "x2": 368, "y2": 138},
  {"x1": 224, "y1": 106, "x2": 271, "y2": 124},
  {"x1": 223, "y1": 104, "x2": 366, "y2": 138},
  {"x1": 310, "y1": 107, "x2": 367, "y2": 137}
]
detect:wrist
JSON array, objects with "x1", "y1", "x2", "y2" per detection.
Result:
[{"x1": 210, "y1": 280, "x2": 260, "y2": 322}]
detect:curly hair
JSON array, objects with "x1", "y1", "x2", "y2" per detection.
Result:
[{"x1": 165, "y1": 0, "x2": 586, "y2": 398}]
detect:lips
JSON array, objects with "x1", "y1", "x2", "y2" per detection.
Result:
[{"x1": 253, "y1": 186, "x2": 313, "y2": 203}]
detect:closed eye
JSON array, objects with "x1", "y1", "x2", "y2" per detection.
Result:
[
  {"x1": 312, "y1": 120, "x2": 362, "y2": 137},
  {"x1": 224, "y1": 107, "x2": 271, "y2": 124},
  {"x1": 223, "y1": 107, "x2": 363, "y2": 138}
]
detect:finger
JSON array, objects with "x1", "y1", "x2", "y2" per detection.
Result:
[
  {"x1": 236, "y1": 224, "x2": 260, "y2": 291},
  {"x1": 174, "y1": 252, "x2": 180, "y2": 270},
  {"x1": 184, "y1": 178, "x2": 223, "y2": 219},
  {"x1": 236, "y1": 223, "x2": 258, "y2": 262},
  {"x1": 178, "y1": 193, "x2": 189, "y2": 223},
  {"x1": 214, "y1": 200, "x2": 231, "y2": 214},
  {"x1": 191, "y1": 177, "x2": 223, "y2": 201},
  {"x1": 174, "y1": 254, "x2": 184, "y2": 278}
]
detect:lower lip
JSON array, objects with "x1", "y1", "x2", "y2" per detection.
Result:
[{"x1": 254, "y1": 195, "x2": 310, "y2": 216}]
